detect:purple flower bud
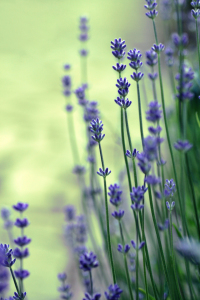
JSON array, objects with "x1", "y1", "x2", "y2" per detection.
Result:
[
  {"x1": 1, "y1": 208, "x2": 11, "y2": 221},
  {"x1": 108, "y1": 184, "x2": 122, "y2": 207},
  {"x1": 112, "y1": 210, "x2": 124, "y2": 220},
  {"x1": 111, "y1": 38, "x2": 126, "y2": 59},
  {"x1": 14, "y1": 218, "x2": 29, "y2": 228},
  {"x1": 13, "y1": 248, "x2": 29, "y2": 259},
  {"x1": 139, "y1": 241, "x2": 145, "y2": 250},
  {"x1": 166, "y1": 201, "x2": 170, "y2": 210},
  {"x1": 130, "y1": 72, "x2": 144, "y2": 82},
  {"x1": 80, "y1": 49, "x2": 88, "y2": 56},
  {"x1": 174, "y1": 140, "x2": 193, "y2": 152},
  {"x1": 58, "y1": 273, "x2": 67, "y2": 282},
  {"x1": 137, "y1": 152, "x2": 151, "y2": 174},
  {"x1": 158, "y1": 219, "x2": 169, "y2": 231},
  {"x1": 13, "y1": 203, "x2": 29, "y2": 212},
  {"x1": 65, "y1": 104, "x2": 73, "y2": 112},
  {"x1": 131, "y1": 240, "x2": 136, "y2": 249},
  {"x1": 64, "y1": 64, "x2": 71, "y2": 70},
  {"x1": 62, "y1": 76, "x2": 71, "y2": 88},
  {"x1": 191, "y1": 1, "x2": 200, "y2": 9},
  {"x1": 104, "y1": 284, "x2": 123, "y2": 300},
  {"x1": 114, "y1": 97, "x2": 132, "y2": 109},
  {"x1": 126, "y1": 149, "x2": 139, "y2": 159},
  {"x1": 191, "y1": 9, "x2": 200, "y2": 19},
  {"x1": 148, "y1": 72, "x2": 158, "y2": 81},
  {"x1": 79, "y1": 251, "x2": 99, "y2": 271},
  {"x1": 146, "y1": 10, "x2": 158, "y2": 19},
  {"x1": 164, "y1": 179, "x2": 176, "y2": 197},
  {"x1": 172, "y1": 33, "x2": 188, "y2": 48},
  {"x1": 151, "y1": 43, "x2": 165, "y2": 53},
  {"x1": 89, "y1": 118, "x2": 105, "y2": 143},
  {"x1": 83, "y1": 293, "x2": 101, "y2": 300},
  {"x1": 146, "y1": 50, "x2": 158, "y2": 66},
  {"x1": 112, "y1": 63, "x2": 126, "y2": 73},
  {"x1": 145, "y1": 175, "x2": 161, "y2": 185},
  {"x1": 148, "y1": 125, "x2": 162, "y2": 135},
  {"x1": 65, "y1": 205, "x2": 76, "y2": 221},
  {"x1": 146, "y1": 101, "x2": 162, "y2": 123},
  {"x1": 14, "y1": 269, "x2": 30, "y2": 280},
  {"x1": 0, "y1": 244, "x2": 16, "y2": 268},
  {"x1": 97, "y1": 168, "x2": 111, "y2": 178},
  {"x1": 14, "y1": 236, "x2": 31, "y2": 247}
]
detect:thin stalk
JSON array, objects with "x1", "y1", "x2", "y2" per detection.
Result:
[
  {"x1": 195, "y1": 18, "x2": 200, "y2": 73},
  {"x1": 98, "y1": 143, "x2": 116, "y2": 284},
  {"x1": 185, "y1": 153, "x2": 200, "y2": 240},
  {"x1": 66, "y1": 112, "x2": 80, "y2": 164},
  {"x1": 136, "y1": 81, "x2": 144, "y2": 148},
  {"x1": 119, "y1": 221, "x2": 134, "y2": 300},
  {"x1": 89, "y1": 270, "x2": 93, "y2": 295},
  {"x1": 169, "y1": 208, "x2": 182, "y2": 298},
  {"x1": 148, "y1": 185, "x2": 171, "y2": 297},
  {"x1": 136, "y1": 214, "x2": 139, "y2": 300},
  {"x1": 10, "y1": 267, "x2": 20, "y2": 295},
  {"x1": 142, "y1": 207, "x2": 149, "y2": 300},
  {"x1": 152, "y1": 26, "x2": 186, "y2": 233}
]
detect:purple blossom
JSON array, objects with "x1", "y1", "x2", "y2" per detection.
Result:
[
  {"x1": 64, "y1": 64, "x2": 71, "y2": 70},
  {"x1": 14, "y1": 219, "x2": 29, "y2": 228},
  {"x1": 145, "y1": 175, "x2": 161, "y2": 185},
  {"x1": 0, "y1": 244, "x2": 16, "y2": 268},
  {"x1": 146, "y1": 101, "x2": 162, "y2": 122},
  {"x1": 151, "y1": 43, "x2": 165, "y2": 53},
  {"x1": 13, "y1": 203, "x2": 29, "y2": 213},
  {"x1": 84, "y1": 101, "x2": 99, "y2": 122},
  {"x1": 65, "y1": 205, "x2": 76, "y2": 221},
  {"x1": 65, "y1": 104, "x2": 73, "y2": 112},
  {"x1": 97, "y1": 168, "x2": 111, "y2": 178},
  {"x1": 172, "y1": 33, "x2": 188, "y2": 48},
  {"x1": 144, "y1": 0, "x2": 158, "y2": 10},
  {"x1": 108, "y1": 184, "x2": 122, "y2": 207},
  {"x1": 126, "y1": 149, "x2": 139, "y2": 159},
  {"x1": 13, "y1": 292, "x2": 26, "y2": 300},
  {"x1": 143, "y1": 135, "x2": 158, "y2": 161},
  {"x1": 174, "y1": 140, "x2": 193, "y2": 152},
  {"x1": 175, "y1": 65, "x2": 194, "y2": 102},
  {"x1": 130, "y1": 72, "x2": 144, "y2": 82},
  {"x1": 79, "y1": 33, "x2": 89, "y2": 42},
  {"x1": 1, "y1": 208, "x2": 11, "y2": 220},
  {"x1": 148, "y1": 72, "x2": 158, "y2": 80},
  {"x1": 73, "y1": 165, "x2": 86, "y2": 175},
  {"x1": 111, "y1": 38, "x2": 126, "y2": 59},
  {"x1": 80, "y1": 49, "x2": 88, "y2": 56},
  {"x1": 131, "y1": 240, "x2": 145, "y2": 250},
  {"x1": 83, "y1": 293, "x2": 101, "y2": 300},
  {"x1": 191, "y1": 9, "x2": 200, "y2": 19},
  {"x1": 14, "y1": 237, "x2": 31, "y2": 247},
  {"x1": 146, "y1": 10, "x2": 158, "y2": 19},
  {"x1": 112, "y1": 63, "x2": 126, "y2": 73},
  {"x1": 117, "y1": 244, "x2": 130, "y2": 254},
  {"x1": 130, "y1": 186, "x2": 147, "y2": 211},
  {"x1": 164, "y1": 179, "x2": 176, "y2": 197},
  {"x1": 112, "y1": 210, "x2": 124, "y2": 220},
  {"x1": 146, "y1": 50, "x2": 158, "y2": 66},
  {"x1": 13, "y1": 248, "x2": 29, "y2": 259},
  {"x1": 57, "y1": 273, "x2": 67, "y2": 282},
  {"x1": 62, "y1": 76, "x2": 71, "y2": 88},
  {"x1": 137, "y1": 152, "x2": 151, "y2": 174},
  {"x1": 104, "y1": 284, "x2": 123, "y2": 300},
  {"x1": 116, "y1": 78, "x2": 131, "y2": 97},
  {"x1": 14, "y1": 270, "x2": 30, "y2": 280},
  {"x1": 79, "y1": 251, "x2": 99, "y2": 271},
  {"x1": 114, "y1": 97, "x2": 132, "y2": 109},
  {"x1": 148, "y1": 125, "x2": 162, "y2": 135}
]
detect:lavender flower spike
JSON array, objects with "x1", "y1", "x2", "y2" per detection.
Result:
[
  {"x1": 117, "y1": 244, "x2": 130, "y2": 254},
  {"x1": 108, "y1": 184, "x2": 122, "y2": 207},
  {"x1": 83, "y1": 293, "x2": 101, "y2": 300},
  {"x1": 112, "y1": 210, "x2": 124, "y2": 220},
  {"x1": 174, "y1": 140, "x2": 193, "y2": 152},
  {"x1": 97, "y1": 168, "x2": 111, "y2": 178},
  {"x1": 111, "y1": 38, "x2": 126, "y2": 59},
  {"x1": 13, "y1": 203, "x2": 29, "y2": 212},
  {"x1": 0, "y1": 244, "x2": 16, "y2": 268},
  {"x1": 164, "y1": 179, "x2": 176, "y2": 197},
  {"x1": 79, "y1": 251, "x2": 99, "y2": 271},
  {"x1": 104, "y1": 284, "x2": 123, "y2": 300},
  {"x1": 89, "y1": 118, "x2": 105, "y2": 143}
]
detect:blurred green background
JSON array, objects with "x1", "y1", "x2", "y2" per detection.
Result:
[{"x1": 0, "y1": 0, "x2": 169, "y2": 299}]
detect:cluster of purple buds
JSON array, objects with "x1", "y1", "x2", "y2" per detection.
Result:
[
  {"x1": 89, "y1": 118, "x2": 105, "y2": 143},
  {"x1": 158, "y1": 219, "x2": 169, "y2": 231},
  {"x1": 126, "y1": 148, "x2": 139, "y2": 159},
  {"x1": 137, "y1": 152, "x2": 151, "y2": 175},
  {"x1": 130, "y1": 186, "x2": 147, "y2": 211},
  {"x1": 152, "y1": 43, "x2": 165, "y2": 53},
  {"x1": 79, "y1": 16, "x2": 89, "y2": 56},
  {"x1": 111, "y1": 38, "x2": 126, "y2": 59},
  {"x1": 174, "y1": 140, "x2": 193, "y2": 152},
  {"x1": 175, "y1": 65, "x2": 194, "y2": 102},
  {"x1": 74, "y1": 85, "x2": 88, "y2": 106},
  {"x1": 114, "y1": 97, "x2": 132, "y2": 109},
  {"x1": 1, "y1": 208, "x2": 13, "y2": 230},
  {"x1": 112, "y1": 209, "x2": 124, "y2": 221},
  {"x1": 108, "y1": 184, "x2": 122, "y2": 207},
  {"x1": 127, "y1": 49, "x2": 144, "y2": 82},
  {"x1": 0, "y1": 264, "x2": 9, "y2": 294},
  {"x1": 116, "y1": 78, "x2": 131, "y2": 97},
  {"x1": 73, "y1": 165, "x2": 86, "y2": 175},
  {"x1": 145, "y1": 175, "x2": 161, "y2": 186},
  {"x1": 0, "y1": 244, "x2": 16, "y2": 268},
  {"x1": 131, "y1": 240, "x2": 145, "y2": 251},
  {"x1": 144, "y1": 0, "x2": 158, "y2": 19},
  {"x1": 84, "y1": 101, "x2": 99, "y2": 122},
  {"x1": 117, "y1": 244, "x2": 130, "y2": 254},
  {"x1": 175, "y1": 238, "x2": 200, "y2": 265},
  {"x1": 104, "y1": 284, "x2": 123, "y2": 300},
  {"x1": 191, "y1": 1, "x2": 200, "y2": 19},
  {"x1": 165, "y1": 47, "x2": 174, "y2": 67},
  {"x1": 83, "y1": 293, "x2": 101, "y2": 300},
  {"x1": 65, "y1": 205, "x2": 76, "y2": 222},
  {"x1": 146, "y1": 49, "x2": 158, "y2": 81},
  {"x1": 57, "y1": 273, "x2": 73, "y2": 300},
  {"x1": 166, "y1": 201, "x2": 175, "y2": 211},
  {"x1": 143, "y1": 135, "x2": 162, "y2": 161},
  {"x1": 97, "y1": 168, "x2": 111, "y2": 178},
  {"x1": 13, "y1": 203, "x2": 30, "y2": 283},
  {"x1": 164, "y1": 179, "x2": 176, "y2": 198},
  {"x1": 172, "y1": 33, "x2": 188, "y2": 49},
  {"x1": 146, "y1": 101, "x2": 162, "y2": 135},
  {"x1": 79, "y1": 251, "x2": 99, "y2": 271},
  {"x1": 13, "y1": 292, "x2": 26, "y2": 300}
]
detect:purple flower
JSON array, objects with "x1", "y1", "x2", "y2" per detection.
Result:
[
  {"x1": 108, "y1": 184, "x2": 122, "y2": 207},
  {"x1": 104, "y1": 284, "x2": 123, "y2": 300},
  {"x1": 175, "y1": 65, "x2": 194, "y2": 102},
  {"x1": 137, "y1": 152, "x2": 151, "y2": 174},
  {"x1": 73, "y1": 165, "x2": 86, "y2": 175},
  {"x1": 148, "y1": 125, "x2": 162, "y2": 135},
  {"x1": 112, "y1": 63, "x2": 126, "y2": 73},
  {"x1": 65, "y1": 104, "x2": 73, "y2": 112},
  {"x1": 1, "y1": 208, "x2": 11, "y2": 220},
  {"x1": 145, "y1": 175, "x2": 161, "y2": 185},
  {"x1": 126, "y1": 149, "x2": 139, "y2": 159},
  {"x1": 144, "y1": 0, "x2": 158, "y2": 10},
  {"x1": 130, "y1": 72, "x2": 144, "y2": 82},
  {"x1": 89, "y1": 118, "x2": 105, "y2": 142},
  {"x1": 174, "y1": 140, "x2": 193, "y2": 152},
  {"x1": 191, "y1": 9, "x2": 200, "y2": 19},
  {"x1": 146, "y1": 50, "x2": 158, "y2": 66},
  {"x1": 146, "y1": 10, "x2": 158, "y2": 19},
  {"x1": 175, "y1": 238, "x2": 200, "y2": 265},
  {"x1": 63, "y1": 90, "x2": 71, "y2": 97},
  {"x1": 79, "y1": 251, "x2": 99, "y2": 271},
  {"x1": 57, "y1": 273, "x2": 67, "y2": 282},
  {"x1": 80, "y1": 49, "x2": 88, "y2": 56},
  {"x1": 164, "y1": 179, "x2": 176, "y2": 197},
  {"x1": 13, "y1": 248, "x2": 29, "y2": 259},
  {"x1": 62, "y1": 76, "x2": 71, "y2": 88},
  {"x1": 0, "y1": 244, "x2": 16, "y2": 268},
  {"x1": 166, "y1": 201, "x2": 175, "y2": 211},
  {"x1": 129, "y1": 60, "x2": 143, "y2": 70},
  {"x1": 111, "y1": 38, "x2": 126, "y2": 59},
  {"x1": 112, "y1": 210, "x2": 124, "y2": 220},
  {"x1": 114, "y1": 97, "x2": 132, "y2": 109},
  {"x1": 97, "y1": 168, "x2": 111, "y2": 178},
  {"x1": 130, "y1": 186, "x2": 147, "y2": 210},
  {"x1": 172, "y1": 33, "x2": 188, "y2": 48},
  {"x1": 13, "y1": 292, "x2": 26, "y2": 300},
  {"x1": 74, "y1": 86, "x2": 86, "y2": 100},
  {"x1": 79, "y1": 33, "x2": 89, "y2": 42},
  {"x1": 14, "y1": 237, "x2": 31, "y2": 247},
  {"x1": 116, "y1": 78, "x2": 131, "y2": 97},
  {"x1": 84, "y1": 101, "x2": 99, "y2": 122},
  {"x1": 64, "y1": 64, "x2": 71, "y2": 70},
  {"x1": 4, "y1": 220, "x2": 14, "y2": 230},
  {"x1": 83, "y1": 293, "x2": 101, "y2": 300},
  {"x1": 143, "y1": 135, "x2": 158, "y2": 161},
  {"x1": 151, "y1": 43, "x2": 165, "y2": 53},
  {"x1": 158, "y1": 219, "x2": 169, "y2": 231},
  {"x1": 14, "y1": 219, "x2": 29, "y2": 228},
  {"x1": 14, "y1": 270, "x2": 29, "y2": 280},
  {"x1": 65, "y1": 205, "x2": 76, "y2": 221},
  {"x1": 146, "y1": 101, "x2": 162, "y2": 123},
  {"x1": 13, "y1": 203, "x2": 29, "y2": 212},
  {"x1": 131, "y1": 240, "x2": 145, "y2": 250},
  {"x1": 148, "y1": 72, "x2": 158, "y2": 81},
  {"x1": 117, "y1": 244, "x2": 130, "y2": 254}
]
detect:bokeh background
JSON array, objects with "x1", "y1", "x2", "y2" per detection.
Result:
[{"x1": 0, "y1": 0, "x2": 176, "y2": 299}]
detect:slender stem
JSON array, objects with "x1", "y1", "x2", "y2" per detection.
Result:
[
  {"x1": 148, "y1": 185, "x2": 171, "y2": 297},
  {"x1": 185, "y1": 153, "x2": 200, "y2": 240},
  {"x1": 142, "y1": 207, "x2": 149, "y2": 300},
  {"x1": 98, "y1": 143, "x2": 116, "y2": 283},
  {"x1": 136, "y1": 81, "x2": 144, "y2": 148},
  {"x1": 136, "y1": 214, "x2": 139, "y2": 300},
  {"x1": 169, "y1": 208, "x2": 182, "y2": 298},
  {"x1": 195, "y1": 18, "x2": 200, "y2": 73},
  {"x1": 119, "y1": 222, "x2": 134, "y2": 300},
  {"x1": 89, "y1": 270, "x2": 93, "y2": 295},
  {"x1": 10, "y1": 267, "x2": 20, "y2": 295},
  {"x1": 66, "y1": 112, "x2": 80, "y2": 164}
]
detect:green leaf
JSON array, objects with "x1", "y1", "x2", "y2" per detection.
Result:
[
  {"x1": 138, "y1": 288, "x2": 155, "y2": 300},
  {"x1": 172, "y1": 223, "x2": 183, "y2": 238}
]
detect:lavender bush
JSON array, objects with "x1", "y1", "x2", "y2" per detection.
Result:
[{"x1": 1, "y1": 1, "x2": 200, "y2": 299}]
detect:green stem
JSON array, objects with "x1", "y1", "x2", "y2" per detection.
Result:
[
  {"x1": 136, "y1": 214, "x2": 139, "y2": 300},
  {"x1": 10, "y1": 267, "x2": 20, "y2": 295},
  {"x1": 66, "y1": 112, "x2": 80, "y2": 164},
  {"x1": 195, "y1": 18, "x2": 200, "y2": 73},
  {"x1": 89, "y1": 270, "x2": 93, "y2": 295},
  {"x1": 119, "y1": 221, "x2": 134, "y2": 300},
  {"x1": 185, "y1": 153, "x2": 200, "y2": 240},
  {"x1": 148, "y1": 185, "x2": 171, "y2": 297},
  {"x1": 136, "y1": 81, "x2": 144, "y2": 148},
  {"x1": 98, "y1": 143, "x2": 116, "y2": 283}
]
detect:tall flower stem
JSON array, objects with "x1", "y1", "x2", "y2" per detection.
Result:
[
  {"x1": 98, "y1": 142, "x2": 116, "y2": 284},
  {"x1": 10, "y1": 267, "x2": 20, "y2": 296},
  {"x1": 136, "y1": 80, "x2": 144, "y2": 148},
  {"x1": 136, "y1": 214, "x2": 139, "y2": 300},
  {"x1": 66, "y1": 112, "x2": 80, "y2": 164},
  {"x1": 89, "y1": 270, "x2": 93, "y2": 295},
  {"x1": 148, "y1": 185, "x2": 172, "y2": 298},
  {"x1": 152, "y1": 19, "x2": 186, "y2": 235},
  {"x1": 195, "y1": 18, "x2": 200, "y2": 72},
  {"x1": 119, "y1": 221, "x2": 134, "y2": 300},
  {"x1": 169, "y1": 206, "x2": 182, "y2": 299}
]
